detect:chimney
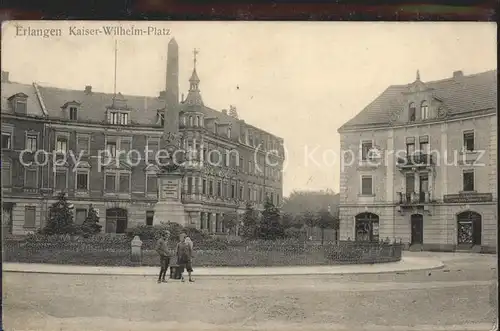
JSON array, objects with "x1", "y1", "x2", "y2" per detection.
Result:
[
  {"x1": 1, "y1": 71, "x2": 9, "y2": 82},
  {"x1": 159, "y1": 91, "x2": 166, "y2": 99},
  {"x1": 84, "y1": 85, "x2": 92, "y2": 94},
  {"x1": 453, "y1": 70, "x2": 463, "y2": 79},
  {"x1": 222, "y1": 109, "x2": 228, "y2": 115}
]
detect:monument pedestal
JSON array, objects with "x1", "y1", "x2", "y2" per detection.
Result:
[{"x1": 153, "y1": 173, "x2": 187, "y2": 226}]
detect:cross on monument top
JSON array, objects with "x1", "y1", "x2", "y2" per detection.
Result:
[{"x1": 193, "y1": 48, "x2": 199, "y2": 68}]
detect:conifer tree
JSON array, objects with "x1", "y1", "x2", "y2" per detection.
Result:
[
  {"x1": 240, "y1": 202, "x2": 258, "y2": 239},
  {"x1": 41, "y1": 192, "x2": 76, "y2": 235},
  {"x1": 259, "y1": 197, "x2": 284, "y2": 240}
]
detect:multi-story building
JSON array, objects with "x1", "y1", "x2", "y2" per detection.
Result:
[
  {"x1": 337, "y1": 69, "x2": 497, "y2": 252},
  {"x1": 1, "y1": 39, "x2": 284, "y2": 236}
]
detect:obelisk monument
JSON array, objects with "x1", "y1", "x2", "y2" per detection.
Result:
[{"x1": 153, "y1": 38, "x2": 187, "y2": 226}]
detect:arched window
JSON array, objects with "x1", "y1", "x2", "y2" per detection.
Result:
[
  {"x1": 409, "y1": 102, "x2": 416, "y2": 122},
  {"x1": 181, "y1": 115, "x2": 186, "y2": 126},
  {"x1": 420, "y1": 101, "x2": 429, "y2": 120},
  {"x1": 355, "y1": 212, "x2": 379, "y2": 242},
  {"x1": 194, "y1": 116, "x2": 199, "y2": 126},
  {"x1": 196, "y1": 116, "x2": 201, "y2": 127},
  {"x1": 227, "y1": 128, "x2": 231, "y2": 138},
  {"x1": 189, "y1": 116, "x2": 194, "y2": 127}
]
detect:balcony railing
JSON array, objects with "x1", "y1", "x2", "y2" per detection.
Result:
[
  {"x1": 396, "y1": 152, "x2": 433, "y2": 168},
  {"x1": 397, "y1": 191, "x2": 431, "y2": 205}
]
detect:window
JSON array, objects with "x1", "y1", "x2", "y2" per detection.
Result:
[
  {"x1": 76, "y1": 172, "x2": 88, "y2": 190},
  {"x1": 277, "y1": 194, "x2": 280, "y2": 205},
  {"x1": 247, "y1": 188, "x2": 251, "y2": 200},
  {"x1": 147, "y1": 138, "x2": 159, "y2": 162},
  {"x1": 463, "y1": 130, "x2": 475, "y2": 151},
  {"x1": 420, "y1": 101, "x2": 429, "y2": 120},
  {"x1": 209, "y1": 180, "x2": 214, "y2": 195},
  {"x1": 24, "y1": 168, "x2": 37, "y2": 187},
  {"x1": 409, "y1": 102, "x2": 416, "y2": 122},
  {"x1": 24, "y1": 206, "x2": 36, "y2": 228},
  {"x1": 56, "y1": 137, "x2": 68, "y2": 153},
  {"x1": 2, "y1": 161, "x2": 11, "y2": 187},
  {"x1": 120, "y1": 139, "x2": 132, "y2": 160},
  {"x1": 106, "y1": 141, "x2": 117, "y2": 157},
  {"x1": 248, "y1": 161, "x2": 252, "y2": 173},
  {"x1": 146, "y1": 211, "x2": 154, "y2": 226},
  {"x1": 108, "y1": 112, "x2": 129, "y2": 125},
  {"x1": 239, "y1": 186, "x2": 243, "y2": 199},
  {"x1": 217, "y1": 181, "x2": 222, "y2": 196},
  {"x1": 15, "y1": 100, "x2": 27, "y2": 113},
  {"x1": 105, "y1": 174, "x2": 116, "y2": 192},
  {"x1": 187, "y1": 177, "x2": 193, "y2": 194},
  {"x1": 419, "y1": 135, "x2": 429, "y2": 154},
  {"x1": 406, "y1": 137, "x2": 415, "y2": 156},
  {"x1": 189, "y1": 116, "x2": 194, "y2": 127},
  {"x1": 77, "y1": 135, "x2": 89, "y2": 154},
  {"x1": 355, "y1": 212, "x2": 379, "y2": 242},
  {"x1": 55, "y1": 170, "x2": 67, "y2": 191},
  {"x1": 147, "y1": 175, "x2": 157, "y2": 194},
  {"x1": 214, "y1": 123, "x2": 218, "y2": 134},
  {"x1": 239, "y1": 157, "x2": 243, "y2": 169},
  {"x1": 119, "y1": 173, "x2": 130, "y2": 192},
  {"x1": 463, "y1": 170, "x2": 474, "y2": 192},
  {"x1": 361, "y1": 141, "x2": 373, "y2": 160},
  {"x1": 202, "y1": 179, "x2": 207, "y2": 194},
  {"x1": 231, "y1": 183, "x2": 236, "y2": 198},
  {"x1": 75, "y1": 209, "x2": 87, "y2": 225},
  {"x1": 26, "y1": 133, "x2": 37, "y2": 152},
  {"x1": 1, "y1": 132, "x2": 11, "y2": 149},
  {"x1": 159, "y1": 113, "x2": 165, "y2": 126},
  {"x1": 227, "y1": 128, "x2": 231, "y2": 138},
  {"x1": 361, "y1": 175, "x2": 373, "y2": 195},
  {"x1": 69, "y1": 107, "x2": 78, "y2": 120}
]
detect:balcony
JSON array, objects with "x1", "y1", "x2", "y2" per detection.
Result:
[
  {"x1": 397, "y1": 191, "x2": 431, "y2": 205},
  {"x1": 396, "y1": 152, "x2": 433, "y2": 170}
]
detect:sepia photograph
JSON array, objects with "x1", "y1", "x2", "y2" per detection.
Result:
[{"x1": 1, "y1": 21, "x2": 497, "y2": 331}]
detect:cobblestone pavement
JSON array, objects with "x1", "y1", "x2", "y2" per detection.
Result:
[{"x1": 3, "y1": 253, "x2": 497, "y2": 331}]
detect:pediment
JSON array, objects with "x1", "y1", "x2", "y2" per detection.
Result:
[
  {"x1": 8, "y1": 92, "x2": 28, "y2": 100},
  {"x1": 75, "y1": 161, "x2": 91, "y2": 168},
  {"x1": 61, "y1": 101, "x2": 82, "y2": 109},
  {"x1": 103, "y1": 158, "x2": 132, "y2": 170},
  {"x1": 144, "y1": 163, "x2": 160, "y2": 173}
]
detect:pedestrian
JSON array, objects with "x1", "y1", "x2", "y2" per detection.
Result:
[
  {"x1": 155, "y1": 231, "x2": 171, "y2": 284},
  {"x1": 176, "y1": 232, "x2": 194, "y2": 282}
]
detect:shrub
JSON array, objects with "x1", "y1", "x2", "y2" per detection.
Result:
[{"x1": 284, "y1": 227, "x2": 306, "y2": 239}]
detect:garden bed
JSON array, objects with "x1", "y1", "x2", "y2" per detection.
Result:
[{"x1": 3, "y1": 236, "x2": 403, "y2": 267}]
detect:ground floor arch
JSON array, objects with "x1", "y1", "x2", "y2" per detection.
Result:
[
  {"x1": 355, "y1": 212, "x2": 379, "y2": 242},
  {"x1": 105, "y1": 208, "x2": 128, "y2": 234},
  {"x1": 457, "y1": 211, "x2": 482, "y2": 247}
]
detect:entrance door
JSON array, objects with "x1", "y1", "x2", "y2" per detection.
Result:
[
  {"x1": 410, "y1": 214, "x2": 423, "y2": 245},
  {"x1": 457, "y1": 211, "x2": 482, "y2": 247},
  {"x1": 106, "y1": 208, "x2": 128, "y2": 234}
]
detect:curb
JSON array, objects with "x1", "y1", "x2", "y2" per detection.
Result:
[{"x1": 2, "y1": 259, "x2": 445, "y2": 277}]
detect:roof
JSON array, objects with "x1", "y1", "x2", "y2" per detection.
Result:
[
  {"x1": 36, "y1": 84, "x2": 166, "y2": 126},
  {"x1": 1, "y1": 80, "x2": 45, "y2": 116},
  {"x1": 339, "y1": 69, "x2": 497, "y2": 131}
]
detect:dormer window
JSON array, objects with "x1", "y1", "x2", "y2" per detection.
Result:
[
  {"x1": 420, "y1": 101, "x2": 429, "y2": 120},
  {"x1": 8, "y1": 93, "x2": 28, "y2": 114},
  {"x1": 227, "y1": 128, "x2": 231, "y2": 138},
  {"x1": 108, "y1": 111, "x2": 129, "y2": 125},
  {"x1": 409, "y1": 102, "x2": 416, "y2": 122},
  {"x1": 159, "y1": 113, "x2": 165, "y2": 126},
  {"x1": 69, "y1": 107, "x2": 78, "y2": 120}
]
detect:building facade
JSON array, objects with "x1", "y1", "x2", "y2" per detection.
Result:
[
  {"x1": 1, "y1": 39, "x2": 284, "y2": 236},
  {"x1": 337, "y1": 70, "x2": 497, "y2": 252}
]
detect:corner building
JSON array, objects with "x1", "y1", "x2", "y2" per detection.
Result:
[
  {"x1": 337, "y1": 70, "x2": 497, "y2": 252},
  {"x1": 1, "y1": 39, "x2": 284, "y2": 235}
]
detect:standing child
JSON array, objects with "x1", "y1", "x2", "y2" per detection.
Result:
[
  {"x1": 155, "y1": 231, "x2": 170, "y2": 283},
  {"x1": 176, "y1": 233, "x2": 194, "y2": 282}
]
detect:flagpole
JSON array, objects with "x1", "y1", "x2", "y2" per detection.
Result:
[{"x1": 113, "y1": 39, "x2": 117, "y2": 100}]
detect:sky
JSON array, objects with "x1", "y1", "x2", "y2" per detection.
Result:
[{"x1": 1, "y1": 21, "x2": 497, "y2": 197}]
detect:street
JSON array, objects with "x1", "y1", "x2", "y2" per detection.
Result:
[{"x1": 3, "y1": 253, "x2": 497, "y2": 331}]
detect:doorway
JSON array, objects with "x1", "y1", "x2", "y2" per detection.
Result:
[
  {"x1": 457, "y1": 211, "x2": 482, "y2": 248},
  {"x1": 410, "y1": 214, "x2": 424, "y2": 245}
]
